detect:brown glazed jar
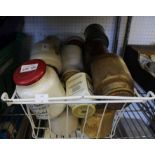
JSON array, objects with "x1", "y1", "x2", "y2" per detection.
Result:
[{"x1": 91, "y1": 53, "x2": 134, "y2": 110}]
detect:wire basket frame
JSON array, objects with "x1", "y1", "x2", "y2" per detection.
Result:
[{"x1": 1, "y1": 88, "x2": 155, "y2": 139}]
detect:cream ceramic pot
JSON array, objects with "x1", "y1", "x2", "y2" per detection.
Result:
[
  {"x1": 30, "y1": 36, "x2": 62, "y2": 74},
  {"x1": 62, "y1": 45, "x2": 83, "y2": 72},
  {"x1": 14, "y1": 59, "x2": 66, "y2": 120},
  {"x1": 50, "y1": 109, "x2": 78, "y2": 137},
  {"x1": 61, "y1": 36, "x2": 84, "y2": 74}
]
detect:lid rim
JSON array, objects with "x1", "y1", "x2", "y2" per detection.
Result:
[{"x1": 13, "y1": 59, "x2": 46, "y2": 86}]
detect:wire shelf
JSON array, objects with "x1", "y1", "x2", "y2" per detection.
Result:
[{"x1": 1, "y1": 84, "x2": 155, "y2": 139}]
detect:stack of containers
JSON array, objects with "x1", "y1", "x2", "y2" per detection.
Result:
[
  {"x1": 12, "y1": 25, "x2": 134, "y2": 139},
  {"x1": 81, "y1": 24, "x2": 134, "y2": 138},
  {"x1": 13, "y1": 36, "x2": 79, "y2": 137},
  {"x1": 61, "y1": 37, "x2": 96, "y2": 119}
]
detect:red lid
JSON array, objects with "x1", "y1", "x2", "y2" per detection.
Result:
[{"x1": 13, "y1": 59, "x2": 46, "y2": 86}]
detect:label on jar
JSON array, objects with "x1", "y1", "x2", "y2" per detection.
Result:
[
  {"x1": 66, "y1": 73, "x2": 92, "y2": 96},
  {"x1": 35, "y1": 94, "x2": 48, "y2": 103},
  {"x1": 28, "y1": 104, "x2": 48, "y2": 120},
  {"x1": 20, "y1": 64, "x2": 38, "y2": 73}
]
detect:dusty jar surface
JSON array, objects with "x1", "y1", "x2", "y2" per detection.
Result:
[{"x1": 91, "y1": 53, "x2": 134, "y2": 110}]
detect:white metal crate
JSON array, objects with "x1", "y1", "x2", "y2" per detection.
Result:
[{"x1": 1, "y1": 83, "x2": 155, "y2": 139}]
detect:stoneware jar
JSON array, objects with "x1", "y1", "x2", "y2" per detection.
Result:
[
  {"x1": 84, "y1": 24, "x2": 109, "y2": 72},
  {"x1": 50, "y1": 109, "x2": 78, "y2": 137},
  {"x1": 30, "y1": 36, "x2": 62, "y2": 74},
  {"x1": 91, "y1": 53, "x2": 134, "y2": 110},
  {"x1": 61, "y1": 36, "x2": 84, "y2": 74},
  {"x1": 13, "y1": 59, "x2": 66, "y2": 119}
]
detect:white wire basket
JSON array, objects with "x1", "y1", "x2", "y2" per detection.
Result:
[{"x1": 1, "y1": 86, "x2": 155, "y2": 139}]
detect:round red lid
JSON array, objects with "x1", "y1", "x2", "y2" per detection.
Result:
[{"x1": 13, "y1": 59, "x2": 46, "y2": 86}]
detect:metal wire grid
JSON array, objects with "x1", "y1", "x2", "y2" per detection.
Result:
[
  {"x1": 0, "y1": 106, "x2": 32, "y2": 138},
  {"x1": 1, "y1": 84, "x2": 155, "y2": 139},
  {"x1": 23, "y1": 16, "x2": 115, "y2": 51},
  {"x1": 129, "y1": 16, "x2": 155, "y2": 45},
  {"x1": 115, "y1": 83, "x2": 155, "y2": 139}
]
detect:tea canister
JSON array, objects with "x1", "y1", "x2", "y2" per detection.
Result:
[
  {"x1": 13, "y1": 59, "x2": 66, "y2": 119},
  {"x1": 50, "y1": 109, "x2": 78, "y2": 137},
  {"x1": 30, "y1": 36, "x2": 62, "y2": 74},
  {"x1": 66, "y1": 72, "x2": 96, "y2": 118}
]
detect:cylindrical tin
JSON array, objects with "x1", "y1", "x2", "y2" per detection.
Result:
[
  {"x1": 91, "y1": 53, "x2": 134, "y2": 110},
  {"x1": 30, "y1": 36, "x2": 62, "y2": 74},
  {"x1": 66, "y1": 72, "x2": 96, "y2": 118},
  {"x1": 81, "y1": 109, "x2": 116, "y2": 138},
  {"x1": 50, "y1": 109, "x2": 78, "y2": 137}
]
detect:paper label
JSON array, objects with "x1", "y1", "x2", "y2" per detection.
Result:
[
  {"x1": 28, "y1": 104, "x2": 48, "y2": 120},
  {"x1": 20, "y1": 64, "x2": 38, "y2": 73},
  {"x1": 35, "y1": 94, "x2": 48, "y2": 103},
  {"x1": 66, "y1": 73, "x2": 92, "y2": 96}
]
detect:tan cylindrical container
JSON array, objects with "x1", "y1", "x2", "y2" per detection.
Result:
[
  {"x1": 62, "y1": 69, "x2": 80, "y2": 83},
  {"x1": 91, "y1": 53, "x2": 134, "y2": 110},
  {"x1": 66, "y1": 72, "x2": 96, "y2": 118},
  {"x1": 81, "y1": 109, "x2": 116, "y2": 138},
  {"x1": 50, "y1": 109, "x2": 78, "y2": 137}
]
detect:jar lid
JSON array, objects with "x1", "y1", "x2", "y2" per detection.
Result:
[{"x1": 13, "y1": 59, "x2": 46, "y2": 86}]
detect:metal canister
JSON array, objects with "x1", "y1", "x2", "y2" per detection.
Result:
[
  {"x1": 91, "y1": 53, "x2": 134, "y2": 110},
  {"x1": 81, "y1": 109, "x2": 116, "y2": 138},
  {"x1": 66, "y1": 72, "x2": 96, "y2": 118}
]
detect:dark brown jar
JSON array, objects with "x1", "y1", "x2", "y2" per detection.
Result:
[
  {"x1": 91, "y1": 53, "x2": 134, "y2": 110},
  {"x1": 84, "y1": 24, "x2": 109, "y2": 72}
]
